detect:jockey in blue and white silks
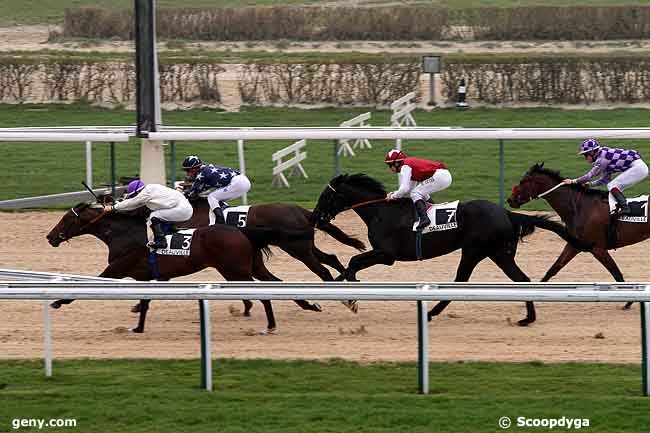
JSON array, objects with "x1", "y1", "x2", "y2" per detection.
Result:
[
  {"x1": 182, "y1": 155, "x2": 251, "y2": 225},
  {"x1": 105, "y1": 179, "x2": 193, "y2": 249},
  {"x1": 562, "y1": 138, "x2": 649, "y2": 215}
]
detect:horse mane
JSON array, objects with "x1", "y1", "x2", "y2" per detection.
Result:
[
  {"x1": 332, "y1": 173, "x2": 387, "y2": 195},
  {"x1": 529, "y1": 164, "x2": 608, "y2": 198}
]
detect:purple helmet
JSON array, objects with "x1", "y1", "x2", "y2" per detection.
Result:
[
  {"x1": 578, "y1": 138, "x2": 601, "y2": 155},
  {"x1": 125, "y1": 179, "x2": 145, "y2": 198}
]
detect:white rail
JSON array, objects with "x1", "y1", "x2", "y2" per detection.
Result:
[{"x1": 1, "y1": 270, "x2": 650, "y2": 396}]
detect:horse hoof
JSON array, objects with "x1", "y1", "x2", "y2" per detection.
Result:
[
  {"x1": 623, "y1": 303, "x2": 634, "y2": 311},
  {"x1": 341, "y1": 300, "x2": 359, "y2": 314},
  {"x1": 260, "y1": 327, "x2": 277, "y2": 335},
  {"x1": 427, "y1": 313, "x2": 433, "y2": 322},
  {"x1": 243, "y1": 311, "x2": 252, "y2": 317},
  {"x1": 312, "y1": 303, "x2": 322, "y2": 312},
  {"x1": 131, "y1": 304, "x2": 141, "y2": 313},
  {"x1": 130, "y1": 327, "x2": 144, "y2": 333},
  {"x1": 50, "y1": 302, "x2": 61, "y2": 309},
  {"x1": 517, "y1": 319, "x2": 533, "y2": 327},
  {"x1": 335, "y1": 274, "x2": 346, "y2": 282}
]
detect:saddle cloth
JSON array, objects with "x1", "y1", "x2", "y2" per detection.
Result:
[
  {"x1": 154, "y1": 229, "x2": 195, "y2": 256},
  {"x1": 412, "y1": 200, "x2": 459, "y2": 233},
  {"x1": 610, "y1": 195, "x2": 648, "y2": 223},
  {"x1": 223, "y1": 205, "x2": 251, "y2": 228}
]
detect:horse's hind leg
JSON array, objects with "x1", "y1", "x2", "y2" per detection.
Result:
[
  {"x1": 589, "y1": 247, "x2": 630, "y2": 310},
  {"x1": 252, "y1": 249, "x2": 321, "y2": 312},
  {"x1": 131, "y1": 300, "x2": 151, "y2": 333},
  {"x1": 489, "y1": 249, "x2": 535, "y2": 326},
  {"x1": 429, "y1": 248, "x2": 486, "y2": 321},
  {"x1": 50, "y1": 299, "x2": 74, "y2": 309}
]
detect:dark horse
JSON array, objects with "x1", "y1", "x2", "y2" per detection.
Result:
[
  {"x1": 310, "y1": 174, "x2": 589, "y2": 325},
  {"x1": 508, "y1": 162, "x2": 649, "y2": 308},
  {"x1": 45, "y1": 201, "x2": 289, "y2": 333}
]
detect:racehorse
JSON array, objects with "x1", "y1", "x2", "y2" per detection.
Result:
[
  {"x1": 310, "y1": 173, "x2": 589, "y2": 325},
  {"x1": 508, "y1": 162, "x2": 650, "y2": 308},
  {"x1": 45, "y1": 200, "x2": 305, "y2": 333},
  {"x1": 179, "y1": 196, "x2": 366, "y2": 314}
]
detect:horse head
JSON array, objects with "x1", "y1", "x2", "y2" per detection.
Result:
[
  {"x1": 46, "y1": 202, "x2": 106, "y2": 247},
  {"x1": 507, "y1": 162, "x2": 559, "y2": 208},
  {"x1": 311, "y1": 174, "x2": 386, "y2": 226}
]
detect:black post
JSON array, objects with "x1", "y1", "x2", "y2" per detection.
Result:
[
  {"x1": 135, "y1": 0, "x2": 158, "y2": 136},
  {"x1": 110, "y1": 142, "x2": 116, "y2": 196}
]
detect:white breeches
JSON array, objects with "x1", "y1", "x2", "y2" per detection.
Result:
[
  {"x1": 206, "y1": 174, "x2": 251, "y2": 225},
  {"x1": 409, "y1": 169, "x2": 453, "y2": 202},
  {"x1": 149, "y1": 200, "x2": 193, "y2": 223},
  {"x1": 607, "y1": 159, "x2": 649, "y2": 208}
]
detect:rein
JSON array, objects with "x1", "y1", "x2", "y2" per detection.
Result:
[
  {"x1": 534, "y1": 182, "x2": 565, "y2": 200},
  {"x1": 327, "y1": 183, "x2": 387, "y2": 211},
  {"x1": 77, "y1": 208, "x2": 107, "y2": 233}
]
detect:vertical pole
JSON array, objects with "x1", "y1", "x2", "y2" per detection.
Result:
[
  {"x1": 199, "y1": 300, "x2": 213, "y2": 392},
  {"x1": 396, "y1": 138, "x2": 402, "y2": 151},
  {"x1": 428, "y1": 72, "x2": 435, "y2": 106},
  {"x1": 333, "y1": 140, "x2": 340, "y2": 177},
  {"x1": 85, "y1": 141, "x2": 93, "y2": 189},
  {"x1": 43, "y1": 301, "x2": 52, "y2": 378},
  {"x1": 642, "y1": 291, "x2": 650, "y2": 396},
  {"x1": 110, "y1": 142, "x2": 116, "y2": 196},
  {"x1": 417, "y1": 300, "x2": 429, "y2": 394},
  {"x1": 237, "y1": 139, "x2": 247, "y2": 205},
  {"x1": 499, "y1": 139, "x2": 505, "y2": 207},
  {"x1": 169, "y1": 141, "x2": 176, "y2": 187}
]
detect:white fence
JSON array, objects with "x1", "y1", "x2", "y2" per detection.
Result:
[
  {"x1": 271, "y1": 139, "x2": 308, "y2": 188},
  {"x1": 2, "y1": 270, "x2": 650, "y2": 395},
  {"x1": 338, "y1": 112, "x2": 372, "y2": 157}
]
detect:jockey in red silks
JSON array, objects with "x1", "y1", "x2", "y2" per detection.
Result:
[
  {"x1": 562, "y1": 138, "x2": 649, "y2": 216},
  {"x1": 384, "y1": 149, "x2": 452, "y2": 231},
  {"x1": 104, "y1": 179, "x2": 193, "y2": 249}
]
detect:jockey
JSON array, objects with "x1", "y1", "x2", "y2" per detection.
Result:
[
  {"x1": 104, "y1": 179, "x2": 193, "y2": 250},
  {"x1": 562, "y1": 138, "x2": 649, "y2": 215},
  {"x1": 181, "y1": 155, "x2": 251, "y2": 225},
  {"x1": 384, "y1": 149, "x2": 452, "y2": 231}
]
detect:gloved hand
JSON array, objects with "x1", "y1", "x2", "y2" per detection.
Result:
[{"x1": 103, "y1": 204, "x2": 114, "y2": 213}]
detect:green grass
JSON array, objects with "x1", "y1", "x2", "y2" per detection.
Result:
[
  {"x1": 4, "y1": 0, "x2": 650, "y2": 25},
  {"x1": 3, "y1": 104, "x2": 650, "y2": 210},
  {"x1": 0, "y1": 359, "x2": 648, "y2": 432}
]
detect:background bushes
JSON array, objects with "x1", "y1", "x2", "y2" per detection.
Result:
[
  {"x1": 4, "y1": 55, "x2": 650, "y2": 106},
  {"x1": 64, "y1": 6, "x2": 650, "y2": 41}
]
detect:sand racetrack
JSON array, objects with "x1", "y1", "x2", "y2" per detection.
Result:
[{"x1": 0, "y1": 210, "x2": 646, "y2": 363}]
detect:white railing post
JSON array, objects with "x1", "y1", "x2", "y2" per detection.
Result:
[
  {"x1": 199, "y1": 299, "x2": 212, "y2": 392},
  {"x1": 85, "y1": 141, "x2": 93, "y2": 189},
  {"x1": 642, "y1": 286, "x2": 650, "y2": 396},
  {"x1": 43, "y1": 300, "x2": 52, "y2": 378},
  {"x1": 237, "y1": 139, "x2": 247, "y2": 204}
]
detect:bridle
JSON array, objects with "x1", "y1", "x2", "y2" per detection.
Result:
[
  {"x1": 318, "y1": 184, "x2": 388, "y2": 222},
  {"x1": 56, "y1": 205, "x2": 107, "y2": 242}
]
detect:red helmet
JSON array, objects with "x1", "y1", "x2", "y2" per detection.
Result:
[{"x1": 385, "y1": 149, "x2": 406, "y2": 165}]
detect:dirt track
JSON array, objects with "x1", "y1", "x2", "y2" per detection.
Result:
[{"x1": 0, "y1": 210, "x2": 646, "y2": 363}]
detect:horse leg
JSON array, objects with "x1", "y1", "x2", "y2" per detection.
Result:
[
  {"x1": 260, "y1": 300, "x2": 277, "y2": 334},
  {"x1": 540, "y1": 243, "x2": 580, "y2": 282},
  {"x1": 252, "y1": 249, "x2": 321, "y2": 312},
  {"x1": 490, "y1": 250, "x2": 536, "y2": 326},
  {"x1": 50, "y1": 299, "x2": 74, "y2": 309},
  {"x1": 131, "y1": 299, "x2": 150, "y2": 333},
  {"x1": 429, "y1": 248, "x2": 486, "y2": 321},
  {"x1": 590, "y1": 248, "x2": 630, "y2": 309},
  {"x1": 312, "y1": 246, "x2": 347, "y2": 274},
  {"x1": 243, "y1": 300, "x2": 254, "y2": 316}
]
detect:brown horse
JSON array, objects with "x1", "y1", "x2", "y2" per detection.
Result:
[
  {"x1": 180, "y1": 197, "x2": 366, "y2": 314},
  {"x1": 508, "y1": 162, "x2": 647, "y2": 308},
  {"x1": 45, "y1": 201, "x2": 290, "y2": 333}
]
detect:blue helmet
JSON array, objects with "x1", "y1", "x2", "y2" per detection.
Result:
[
  {"x1": 182, "y1": 155, "x2": 203, "y2": 170},
  {"x1": 125, "y1": 179, "x2": 145, "y2": 198},
  {"x1": 579, "y1": 138, "x2": 601, "y2": 155}
]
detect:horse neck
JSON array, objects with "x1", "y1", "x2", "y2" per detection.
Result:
[
  {"x1": 84, "y1": 214, "x2": 148, "y2": 261},
  {"x1": 538, "y1": 178, "x2": 584, "y2": 225},
  {"x1": 343, "y1": 186, "x2": 387, "y2": 225}
]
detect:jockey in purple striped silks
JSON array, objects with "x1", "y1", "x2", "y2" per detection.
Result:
[{"x1": 562, "y1": 138, "x2": 649, "y2": 215}]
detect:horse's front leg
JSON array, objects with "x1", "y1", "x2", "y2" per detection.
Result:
[
  {"x1": 590, "y1": 247, "x2": 630, "y2": 309},
  {"x1": 131, "y1": 300, "x2": 151, "y2": 333},
  {"x1": 540, "y1": 243, "x2": 580, "y2": 282},
  {"x1": 336, "y1": 250, "x2": 396, "y2": 313},
  {"x1": 50, "y1": 299, "x2": 74, "y2": 309}
]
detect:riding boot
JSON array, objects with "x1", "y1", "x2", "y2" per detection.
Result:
[
  {"x1": 212, "y1": 207, "x2": 225, "y2": 225},
  {"x1": 147, "y1": 219, "x2": 168, "y2": 249},
  {"x1": 611, "y1": 189, "x2": 631, "y2": 215},
  {"x1": 414, "y1": 200, "x2": 431, "y2": 231}
]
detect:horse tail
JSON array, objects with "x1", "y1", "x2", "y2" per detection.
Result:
[
  {"x1": 506, "y1": 211, "x2": 593, "y2": 251},
  {"x1": 302, "y1": 208, "x2": 366, "y2": 251}
]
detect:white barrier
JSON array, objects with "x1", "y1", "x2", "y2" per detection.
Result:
[
  {"x1": 338, "y1": 112, "x2": 372, "y2": 157},
  {"x1": 2, "y1": 269, "x2": 650, "y2": 396},
  {"x1": 271, "y1": 139, "x2": 308, "y2": 188},
  {"x1": 390, "y1": 92, "x2": 418, "y2": 128}
]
